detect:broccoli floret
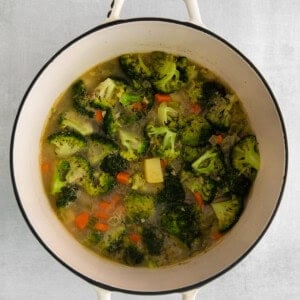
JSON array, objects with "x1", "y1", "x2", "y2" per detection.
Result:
[
  {"x1": 102, "y1": 108, "x2": 120, "y2": 137},
  {"x1": 124, "y1": 192, "x2": 155, "y2": 223},
  {"x1": 176, "y1": 56, "x2": 198, "y2": 83},
  {"x1": 158, "y1": 169, "x2": 185, "y2": 203},
  {"x1": 119, "y1": 53, "x2": 152, "y2": 80},
  {"x1": 84, "y1": 172, "x2": 115, "y2": 196},
  {"x1": 231, "y1": 135, "x2": 260, "y2": 179},
  {"x1": 119, "y1": 90, "x2": 143, "y2": 106},
  {"x1": 202, "y1": 81, "x2": 226, "y2": 101},
  {"x1": 71, "y1": 80, "x2": 94, "y2": 118},
  {"x1": 191, "y1": 146, "x2": 225, "y2": 177},
  {"x1": 50, "y1": 160, "x2": 70, "y2": 194},
  {"x1": 211, "y1": 196, "x2": 243, "y2": 232},
  {"x1": 83, "y1": 230, "x2": 103, "y2": 246},
  {"x1": 91, "y1": 78, "x2": 126, "y2": 109},
  {"x1": 123, "y1": 244, "x2": 144, "y2": 266},
  {"x1": 205, "y1": 95, "x2": 237, "y2": 130},
  {"x1": 180, "y1": 115, "x2": 212, "y2": 147},
  {"x1": 59, "y1": 111, "x2": 94, "y2": 136},
  {"x1": 119, "y1": 129, "x2": 148, "y2": 161},
  {"x1": 131, "y1": 173, "x2": 146, "y2": 191},
  {"x1": 161, "y1": 202, "x2": 201, "y2": 247},
  {"x1": 100, "y1": 153, "x2": 128, "y2": 176},
  {"x1": 55, "y1": 185, "x2": 78, "y2": 208},
  {"x1": 151, "y1": 52, "x2": 182, "y2": 93},
  {"x1": 183, "y1": 175, "x2": 217, "y2": 203},
  {"x1": 181, "y1": 145, "x2": 202, "y2": 163},
  {"x1": 224, "y1": 168, "x2": 252, "y2": 197},
  {"x1": 142, "y1": 226, "x2": 164, "y2": 256},
  {"x1": 87, "y1": 134, "x2": 118, "y2": 165},
  {"x1": 157, "y1": 102, "x2": 179, "y2": 126},
  {"x1": 48, "y1": 131, "x2": 87, "y2": 157},
  {"x1": 100, "y1": 225, "x2": 125, "y2": 254},
  {"x1": 145, "y1": 124, "x2": 180, "y2": 160},
  {"x1": 184, "y1": 80, "x2": 203, "y2": 104}
]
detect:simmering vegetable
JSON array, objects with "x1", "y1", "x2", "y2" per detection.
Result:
[{"x1": 40, "y1": 51, "x2": 260, "y2": 267}]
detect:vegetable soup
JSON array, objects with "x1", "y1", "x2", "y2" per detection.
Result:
[{"x1": 40, "y1": 52, "x2": 260, "y2": 267}]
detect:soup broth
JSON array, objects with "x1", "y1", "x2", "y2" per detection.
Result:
[{"x1": 40, "y1": 52, "x2": 260, "y2": 267}]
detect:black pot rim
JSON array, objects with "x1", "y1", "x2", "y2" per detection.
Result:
[{"x1": 10, "y1": 17, "x2": 288, "y2": 295}]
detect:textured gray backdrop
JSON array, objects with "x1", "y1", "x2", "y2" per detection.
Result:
[{"x1": 1, "y1": 0, "x2": 299, "y2": 299}]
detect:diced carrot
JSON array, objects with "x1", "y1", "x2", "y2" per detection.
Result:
[
  {"x1": 94, "y1": 223, "x2": 109, "y2": 232},
  {"x1": 95, "y1": 110, "x2": 103, "y2": 123},
  {"x1": 116, "y1": 172, "x2": 131, "y2": 185},
  {"x1": 130, "y1": 233, "x2": 141, "y2": 244},
  {"x1": 132, "y1": 102, "x2": 143, "y2": 111},
  {"x1": 75, "y1": 212, "x2": 89, "y2": 230},
  {"x1": 41, "y1": 162, "x2": 50, "y2": 173},
  {"x1": 154, "y1": 93, "x2": 171, "y2": 103},
  {"x1": 94, "y1": 211, "x2": 110, "y2": 220},
  {"x1": 110, "y1": 193, "x2": 122, "y2": 207},
  {"x1": 98, "y1": 201, "x2": 111, "y2": 212},
  {"x1": 190, "y1": 103, "x2": 202, "y2": 114},
  {"x1": 215, "y1": 134, "x2": 224, "y2": 144},
  {"x1": 160, "y1": 159, "x2": 168, "y2": 170},
  {"x1": 194, "y1": 191, "x2": 204, "y2": 209},
  {"x1": 212, "y1": 231, "x2": 223, "y2": 241}
]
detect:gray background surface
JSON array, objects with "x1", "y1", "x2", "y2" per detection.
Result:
[{"x1": 1, "y1": 0, "x2": 299, "y2": 299}]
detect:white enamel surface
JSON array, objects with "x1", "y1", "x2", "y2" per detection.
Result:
[{"x1": 12, "y1": 20, "x2": 286, "y2": 293}]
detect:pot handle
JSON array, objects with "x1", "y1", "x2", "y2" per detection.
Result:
[
  {"x1": 106, "y1": 0, "x2": 205, "y2": 26},
  {"x1": 182, "y1": 289, "x2": 199, "y2": 300},
  {"x1": 94, "y1": 286, "x2": 111, "y2": 300}
]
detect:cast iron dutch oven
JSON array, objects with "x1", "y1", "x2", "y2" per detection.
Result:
[{"x1": 10, "y1": 0, "x2": 287, "y2": 299}]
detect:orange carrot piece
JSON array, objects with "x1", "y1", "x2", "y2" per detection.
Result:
[
  {"x1": 94, "y1": 223, "x2": 109, "y2": 232},
  {"x1": 212, "y1": 231, "x2": 223, "y2": 241},
  {"x1": 116, "y1": 172, "x2": 131, "y2": 185},
  {"x1": 215, "y1": 134, "x2": 224, "y2": 144},
  {"x1": 95, "y1": 110, "x2": 103, "y2": 123},
  {"x1": 41, "y1": 162, "x2": 50, "y2": 173},
  {"x1": 110, "y1": 193, "x2": 122, "y2": 207},
  {"x1": 154, "y1": 93, "x2": 171, "y2": 103},
  {"x1": 94, "y1": 211, "x2": 110, "y2": 220},
  {"x1": 194, "y1": 191, "x2": 204, "y2": 209},
  {"x1": 190, "y1": 103, "x2": 202, "y2": 114},
  {"x1": 75, "y1": 212, "x2": 89, "y2": 230},
  {"x1": 98, "y1": 201, "x2": 111, "y2": 211},
  {"x1": 132, "y1": 102, "x2": 143, "y2": 111},
  {"x1": 160, "y1": 159, "x2": 168, "y2": 170},
  {"x1": 130, "y1": 233, "x2": 141, "y2": 244}
]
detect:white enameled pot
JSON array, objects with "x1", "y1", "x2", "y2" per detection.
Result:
[{"x1": 10, "y1": 1, "x2": 287, "y2": 299}]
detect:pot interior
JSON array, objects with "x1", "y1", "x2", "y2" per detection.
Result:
[{"x1": 12, "y1": 19, "x2": 286, "y2": 293}]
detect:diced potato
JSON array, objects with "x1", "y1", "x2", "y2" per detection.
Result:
[{"x1": 144, "y1": 158, "x2": 164, "y2": 183}]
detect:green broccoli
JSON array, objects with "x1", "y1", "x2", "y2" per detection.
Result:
[
  {"x1": 119, "y1": 53, "x2": 152, "y2": 79},
  {"x1": 205, "y1": 94, "x2": 237, "y2": 130},
  {"x1": 119, "y1": 129, "x2": 148, "y2": 161},
  {"x1": 59, "y1": 111, "x2": 94, "y2": 136},
  {"x1": 55, "y1": 185, "x2": 78, "y2": 208},
  {"x1": 180, "y1": 115, "x2": 212, "y2": 147},
  {"x1": 176, "y1": 56, "x2": 198, "y2": 83},
  {"x1": 119, "y1": 90, "x2": 143, "y2": 106},
  {"x1": 87, "y1": 134, "x2": 118, "y2": 165},
  {"x1": 100, "y1": 153, "x2": 128, "y2": 176},
  {"x1": 71, "y1": 80, "x2": 94, "y2": 118},
  {"x1": 47, "y1": 131, "x2": 87, "y2": 157},
  {"x1": 83, "y1": 172, "x2": 115, "y2": 196},
  {"x1": 100, "y1": 225, "x2": 125, "y2": 254},
  {"x1": 131, "y1": 173, "x2": 146, "y2": 191},
  {"x1": 151, "y1": 52, "x2": 182, "y2": 93},
  {"x1": 224, "y1": 168, "x2": 252, "y2": 197},
  {"x1": 183, "y1": 175, "x2": 217, "y2": 203},
  {"x1": 50, "y1": 159, "x2": 70, "y2": 194},
  {"x1": 231, "y1": 135, "x2": 260, "y2": 179},
  {"x1": 157, "y1": 102, "x2": 179, "y2": 126},
  {"x1": 161, "y1": 202, "x2": 201, "y2": 247},
  {"x1": 123, "y1": 244, "x2": 144, "y2": 266},
  {"x1": 158, "y1": 168, "x2": 185, "y2": 204},
  {"x1": 211, "y1": 196, "x2": 243, "y2": 232},
  {"x1": 124, "y1": 192, "x2": 156, "y2": 223},
  {"x1": 202, "y1": 80, "x2": 226, "y2": 101},
  {"x1": 145, "y1": 124, "x2": 180, "y2": 160},
  {"x1": 142, "y1": 226, "x2": 164, "y2": 256},
  {"x1": 191, "y1": 146, "x2": 225, "y2": 177},
  {"x1": 91, "y1": 78, "x2": 126, "y2": 109},
  {"x1": 181, "y1": 145, "x2": 202, "y2": 163},
  {"x1": 102, "y1": 108, "x2": 120, "y2": 137}
]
